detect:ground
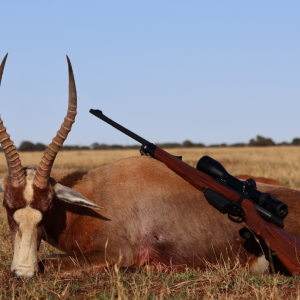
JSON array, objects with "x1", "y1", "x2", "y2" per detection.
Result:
[{"x1": 0, "y1": 146, "x2": 299, "y2": 299}]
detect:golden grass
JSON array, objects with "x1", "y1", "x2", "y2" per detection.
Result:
[
  {"x1": 0, "y1": 146, "x2": 298, "y2": 187},
  {"x1": 0, "y1": 146, "x2": 300, "y2": 299}
]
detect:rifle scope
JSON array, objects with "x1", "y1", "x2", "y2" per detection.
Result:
[{"x1": 197, "y1": 156, "x2": 288, "y2": 218}]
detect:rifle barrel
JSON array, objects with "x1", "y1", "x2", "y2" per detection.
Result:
[{"x1": 90, "y1": 109, "x2": 151, "y2": 145}]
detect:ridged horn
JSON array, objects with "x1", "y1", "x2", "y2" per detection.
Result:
[
  {"x1": 0, "y1": 54, "x2": 26, "y2": 187},
  {"x1": 34, "y1": 56, "x2": 77, "y2": 188}
]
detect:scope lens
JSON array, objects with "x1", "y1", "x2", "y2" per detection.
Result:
[{"x1": 276, "y1": 203, "x2": 288, "y2": 218}]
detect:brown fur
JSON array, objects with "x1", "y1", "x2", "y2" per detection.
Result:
[
  {"x1": 37, "y1": 156, "x2": 300, "y2": 274},
  {"x1": 3, "y1": 179, "x2": 26, "y2": 215},
  {"x1": 30, "y1": 184, "x2": 54, "y2": 215}
]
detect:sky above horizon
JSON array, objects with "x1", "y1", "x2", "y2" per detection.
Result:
[{"x1": 0, "y1": 1, "x2": 299, "y2": 147}]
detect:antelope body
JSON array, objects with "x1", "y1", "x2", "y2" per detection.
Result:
[{"x1": 1, "y1": 54, "x2": 300, "y2": 278}]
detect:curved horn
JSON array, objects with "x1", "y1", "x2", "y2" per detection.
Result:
[
  {"x1": 34, "y1": 56, "x2": 77, "y2": 188},
  {"x1": 0, "y1": 54, "x2": 26, "y2": 187}
]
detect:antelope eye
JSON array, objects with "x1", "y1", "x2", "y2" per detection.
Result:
[
  {"x1": 4, "y1": 206, "x2": 18, "y2": 218},
  {"x1": 37, "y1": 218, "x2": 44, "y2": 226}
]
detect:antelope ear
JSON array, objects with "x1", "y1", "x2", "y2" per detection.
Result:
[
  {"x1": 54, "y1": 183, "x2": 103, "y2": 210},
  {"x1": 0, "y1": 179, "x2": 4, "y2": 193}
]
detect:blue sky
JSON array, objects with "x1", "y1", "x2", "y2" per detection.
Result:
[{"x1": 0, "y1": 1, "x2": 299, "y2": 147}]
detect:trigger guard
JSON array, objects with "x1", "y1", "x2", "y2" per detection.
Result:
[{"x1": 226, "y1": 205, "x2": 244, "y2": 217}]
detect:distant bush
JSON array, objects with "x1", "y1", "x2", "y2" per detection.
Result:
[
  {"x1": 208, "y1": 143, "x2": 227, "y2": 148},
  {"x1": 61, "y1": 145, "x2": 78, "y2": 150},
  {"x1": 229, "y1": 143, "x2": 246, "y2": 147},
  {"x1": 193, "y1": 143, "x2": 205, "y2": 147},
  {"x1": 35, "y1": 143, "x2": 47, "y2": 151},
  {"x1": 9, "y1": 136, "x2": 300, "y2": 153},
  {"x1": 277, "y1": 141, "x2": 289, "y2": 146},
  {"x1": 156, "y1": 142, "x2": 182, "y2": 148},
  {"x1": 19, "y1": 141, "x2": 37, "y2": 152},
  {"x1": 110, "y1": 145, "x2": 125, "y2": 150},
  {"x1": 91, "y1": 143, "x2": 109, "y2": 150},
  {"x1": 156, "y1": 141, "x2": 205, "y2": 148},
  {"x1": 249, "y1": 135, "x2": 275, "y2": 146},
  {"x1": 182, "y1": 140, "x2": 194, "y2": 148},
  {"x1": 61, "y1": 145, "x2": 91, "y2": 150},
  {"x1": 126, "y1": 145, "x2": 140, "y2": 149},
  {"x1": 292, "y1": 138, "x2": 300, "y2": 145},
  {"x1": 18, "y1": 141, "x2": 47, "y2": 151}
]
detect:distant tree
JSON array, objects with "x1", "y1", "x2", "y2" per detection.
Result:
[
  {"x1": 61, "y1": 145, "x2": 78, "y2": 151},
  {"x1": 182, "y1": 140, "x2": 194, "y2": 148},
  {"x1": 194, "y1": 143, "x2": 205, "y2": 148},
  {"x1": 208, "y1": 143, "x2": 227, "y2": 147},
  {"x1": 157, "y1": 142, "x2": 182, "y2": 148},
  {"x1": 110, "y1": 144, "x2": 124, "y2": 150},
  {"x1": 19, "y1": 141, "x2": 36, "y2": 152},
  {"x1": 35, "y1": 143, "x2": 47, "y2": 151},
  {"x1": 249, "y1": 135, "x2": 275, "y2": 146},
  {"x1": 249, "y1": 139, "x2": 255, "y2": 145},
  {"x1": 229, "y1": 143, "x2": 246, "y2": 147},
  {"x1": 80, "y1": 146, "x2": 90, "y2": 150},
  {"x1": 126, "y1": 145, "x2": 140, "y2": 149},
  {"x1": 61, "y1": 145, "x2": 90, "y2": 150},
  {"x1": 91, "y1": 142, "x2": 100, "y2": 149},
  {"x1": 98, "y1": 144, "x2": 109, "y2": 150},
  {"x1": 161, "y1": 143, "x2": 179, "y2": 148},
  {"x1": 91, "y1": 143, "x2": 109, "y2": 150},
  {"x1": 277, "y1": 141, "x2": 289, "y2": 146},
  {"x1": 292, "y1": 138, "x2": 300, "y2": 146},
  {"x1": 0, "y1": 147, "x2": 2, "y2": 152}
]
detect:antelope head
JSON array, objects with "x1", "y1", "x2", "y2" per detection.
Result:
[{"x1": 0, "y1": 54, "x2": 101, "y2": 278}]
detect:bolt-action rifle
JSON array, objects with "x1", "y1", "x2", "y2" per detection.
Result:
[{"x1": 90, "y1": 109, "x2": 300, "y2": 275}]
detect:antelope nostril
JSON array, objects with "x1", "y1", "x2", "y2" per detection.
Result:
[
  {"x1": 38, "y1": 261, "x2": 45, "y2": 274},
  {"x1": 17, "y1": 265, "x2": 32, "y2": 269}
]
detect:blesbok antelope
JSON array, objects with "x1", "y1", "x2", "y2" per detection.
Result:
[
  {"x1": 0, "y1": 54, "x2": 102, "y2": 278},
  {"x1": 1, "y1": 54, "x2": 300, "y2": 279}
]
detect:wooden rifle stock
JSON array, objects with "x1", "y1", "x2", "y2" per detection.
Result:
[
  {"x1": 242, "y1": 200, "x2": 300, "y2": 275},
  {"x1": 152, "y1": 146, "x2": 241, "y2": 200},
  {"x1": 152, "y1": 147, "x2": 300, "y2": 275}
]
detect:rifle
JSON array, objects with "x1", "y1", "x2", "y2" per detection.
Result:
[{"x1": 90, "y1": 108, "x2": 300, "y2": 275}]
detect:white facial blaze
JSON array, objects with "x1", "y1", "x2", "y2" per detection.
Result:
[
  {"x1": 23, "y1": 168, "x2": 35, "y2": 204},
  {"x1": 11, "y1": 206, "x2": 42, "y2": 278},
  {"x1": 9, "y1": 167, "x2": 101, "y2": 278}
]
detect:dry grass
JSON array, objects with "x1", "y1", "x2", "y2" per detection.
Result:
[
  {"x1": 0, "y1": 146, "x2": 298, "y2": 187},
  {"x1": 0, "y1": 146, "x2": 300, "y2": 299}
]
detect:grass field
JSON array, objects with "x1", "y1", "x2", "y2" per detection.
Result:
[{"x1": 0, "y1": 146, "x2": 300, "y2": 299}]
